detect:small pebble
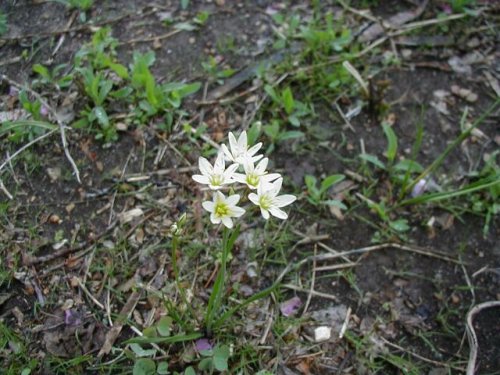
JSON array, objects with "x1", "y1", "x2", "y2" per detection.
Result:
[{"x1": 314, "y1": 326, "x2": 331, "y2": 342}]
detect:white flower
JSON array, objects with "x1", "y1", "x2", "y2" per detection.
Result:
[
  {"x1": 221, "y1": 131, "x2": 263, "y2": 164},
  {"x1": 249, "y1": 178, "x2": 296, "y2": 220},
  {"x1": 192, "y1": 152, "x2": 238, "y2": 190},
  {"x1": 233, "y1": 157, "x2": 281, "y2": 189},
  {"x1": 202, "y1": 191, "x2": 245, "y2": 228}
]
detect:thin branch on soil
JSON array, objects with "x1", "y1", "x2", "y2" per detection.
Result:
[
  {"x1": 119, "y1": 29, "x2": 181, "y2": 46},
  {"x1": 339, "y1": 306, "x2": 351, "y2": 339},
  {"x1": 334, "y1": 102, "x2": 356, "y2": 133},
  {"x1": 0, "y1": 128, "x2": 58, "y2": 200},
  {"x1": 1, "y1": 75, "x2": 81, "y2": 183},
  {"x1": 23, "y1": 220, "x2": 118, "y2": 266},
  {"x1": 77, "y1": 277, "x2": 105, "y2": 310},
  {"x1": 130, "y1": 325, "x2": 167, "y2": 356},
  {"x1": 465, "y1": 301, "x2": 500, "y2": 375},
  {"x1": 259, "y1": 308, "x2": 274, "y2": 345},
  {"x1": 302, "y1": 244, "x2": 317, "y2": 315},
  {"x1": 98, "y1": 288, "x2": 143, "y2": 357},
  {"x1": 291, "y1": 228, "x2": 330, "y2": 246},
  {"x1": 51, "y1": 10, "x2": 78, "y2": 57},
  {"x1": 273, "y1": 243, "x2": 460, "y2": 297},
  {"x1": 282, "y1": 284, "x2": 338, "y2": 302},
  {"x1": 380, "y1": 336, "x2": 466, "y2": 371},
  {"x1": 0, "y1": 178, "x2": 13, "y2": 200}
]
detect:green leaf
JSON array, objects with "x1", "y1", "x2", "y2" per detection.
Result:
[
  {"x1": 264, "y1": 85, "x2": 279, "y2": 103},
  {"x1": 108, "y1": 62, "x2": 129, "y2": 79},
  {"x1": 321, "y1": 200, "x2": 347, "y2": 209},
  {"x1": 247, "y1": 121, "x2": 262, "y2": 145},
  {"x1": 360, "y1": 153, "x2": 386, "y2": 170},
  {"x1": 304, "y1": 175, "x2": 320, "y2": 200},
  {"x1": 0, "y1": 120, "x2": 56, "y2": 136},
  {"x1": 278, "y1": 130, "x2": 304, "y2": 142},
  {"x1": 143, "y1": 326, "x2": 157, "y2": 338},
  {"x1": 288, "y1": 115, "x2": 300, "y2": 127},
  {"x1": 130, "y1": 343, "x2": 157, "y2": 358},
  {"x1": 93, "y1": 106, "x2": 109, "y2": 128},
  {"x1": 32, "y1": 64, "x2": 50, "y2": 79},
  {"x1": 198, "y1": 358, "x2": 212, "y2": 371},
  {"x1": 184, "y1": 367, "x2": 196, "y2": 375},
  {"x1": 126, "y1": 332, "x2": 202, "y2": 345},
  {"x1": 263, "y1": 121, "x2": 280, "y2": 140},
  {"x1": 156, "y1": 316, "x2": 172, "y2": 337},
  {"x1": 97, "y1": 80, "x2": 113, "y2": 105},
  {"x1": 133, "y1": 358, "x2": 156, "y2": 375},
  {"x1": 320, "y1": 174, "x2": 345, "y2": 194},
  {"x1": 389, "y1": 219, "x2": 410, "y2": 232},
  {"x1": 111, "y1": 87, "x2": 134, "y2": 99},
  {"x1": 176, "y1": 82, "x2": 201, "y2": 98},
  {"x1": 393, "y1": 159, "x2": 424, "y2": 174},
  {"x1": 213, "y1": 345, "x2": 230, "y2": 372},
  {"x1": 181, "y1": 0, "x2": 189, "y2": 10},
  {"x1": 174, "y1": 22, "x2": 196, "y2": 31},
  {"x1": 156, "y1": 361, "x2": 169, "y2": 375},
  {"x1": 382, "y1": 123, "x2": 398, "y2": 163},
  {"x1": 282, "y1": 87, "x2": 294, "y2": 115}
]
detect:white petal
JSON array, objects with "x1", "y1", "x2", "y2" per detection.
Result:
[
  {"x1": 192, "y1": 175, "x2": 210, "y2": 184},
  {"x1": 202, "y1": 201, "x2": 215, "y2": 212},
  {"x1": 255, "y1": 158, "x2": 268, "y2": 174},
  {"x1": 221, "y1": 144, "x2": 234, "y2": 162},
  {"x1": 232, "y1": 173, "x2": 247, "y2": 184},
  {"x1": 248, "y1": 193, "x2": 259, "y2": 205},
  {"x1": 251, "y1": 154, "x2": 264, "y2": 163},
  {"x1": 238, "y1": 131, "x2": 248, "y2": 150},
  {"x1": 221, "y1": 216, "x2": 234, "y2": 228},
  {"x1": 208, "y1": 183, "x2": 223, "y2": 190},
  {"x1": 247, "y1": 142, "x2": 262, "y2": 156},
  {"x1": 224, "y1": 163, "x2": 239, "y2": 178},
  {"x1": 269, "y1": 207, "x2": 288, "y2": 220},
  {"x1": 261, "y1": 173, "x2": 281, "y2": 184},
  {"x1": 242, "y1": 158, "x2": 254, "y2": 174},
  {"x1": 215, "y1": 191, "x2": 226, "y2": 203},
  {"x1": 270, "y1": 178, "x2": 283, "y2": 197},
  {"x1": 228, "y1": 132, "x2": 238, "y2": 155},
  {"x1": 214, "y1": 152, "x2": 225, "y2": 173},
  {"x1": 210, "y1": 213, "x2": 221, "y2": 224},
  {"x1": 225, "y1": 194, "x2": 241, "y2": 207},
  {"x1": 273, "y1": 194, "x2": 297, "y2": 208},
  {"x1": 260, "y1": 208, "x2": 270, "y2": 220},
  {"x1": 199, "y1": 157, "x2": 213, "y2": 176},
  {"x1": 231, "y1": 206, "x2": 245, "y2": 217}
]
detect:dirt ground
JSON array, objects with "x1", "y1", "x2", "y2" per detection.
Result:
[{"x1": 1, "y1": 1, "x2": 499, "y2": 374}]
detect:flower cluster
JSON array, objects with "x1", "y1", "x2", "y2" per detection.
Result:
[{"x1": 192, "y1": 131, "x2": 296, "y2": 228}]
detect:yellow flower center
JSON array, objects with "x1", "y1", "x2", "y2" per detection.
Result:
[
  {"x1": 246, "y1": 173, "x2": 260, "y2": 187},
  {"x1": 215, "y1": 202, "x2": 230, "y2": 217},
  {"x1": 259, "y1": 194, "x2": 272, "y2": 210},
  {"x1": 209, "y1": 174, "x2": 223, "y2": 186}
]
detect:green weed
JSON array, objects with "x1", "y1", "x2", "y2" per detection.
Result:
[
  {"x1": 304, "y1": 173, "x2": 347, "y2": 209},
  {"x1": 0, "y1": 11, "x2": 8, "y2": 36}
]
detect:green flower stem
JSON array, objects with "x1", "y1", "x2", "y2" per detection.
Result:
[{"x1": 205, "y1": 226, "x2": 240, "y2": 335}]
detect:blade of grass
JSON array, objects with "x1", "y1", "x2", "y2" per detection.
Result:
[{"x1": 404, "y1": 98, "x2": 500, "y2": 198}]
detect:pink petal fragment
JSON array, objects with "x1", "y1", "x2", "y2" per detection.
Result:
[
  {"x1": 280, "y1": 296, "x2": 302, "y2": 317},
  {"x1": 195, "y1": 338, "x2": 213, "y2": 352}
]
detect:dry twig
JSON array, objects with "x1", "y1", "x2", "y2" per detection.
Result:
[{"x1": 1, "y1": 75, "x2": 81, "y2": 183}]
